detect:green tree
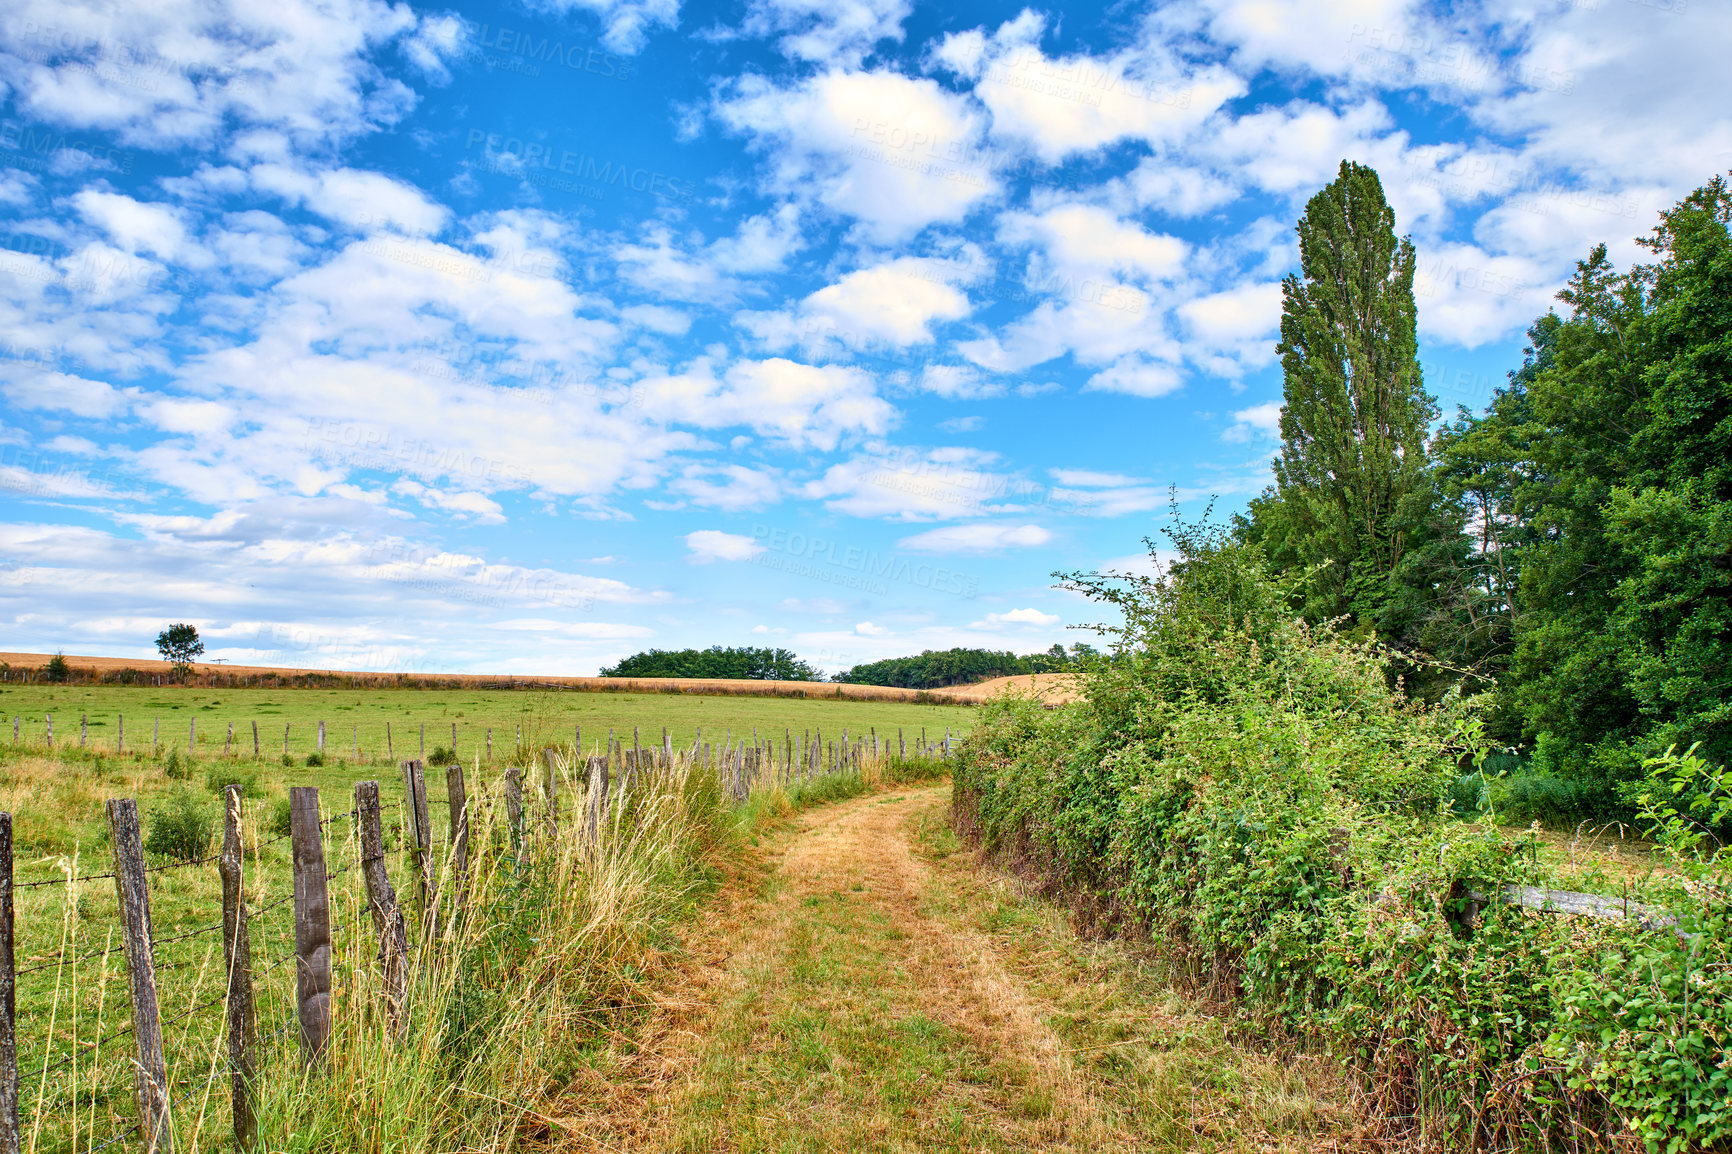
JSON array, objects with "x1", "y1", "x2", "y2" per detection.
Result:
[
  {"x1": 155, "y1": 623, "x2": 204, "y2": 681},
  {"x1": 600, "y1": 645, "x2": 819, "y2": 680},
  {"x1": 1431, "y1": 175, "x2": 1732, "y2": 808},
  {"x1": 1251, "y1": 160, "x2": 1440, "y2": 631}
]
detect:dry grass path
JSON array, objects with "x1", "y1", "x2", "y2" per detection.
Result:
[{"x1": 544, "y1": 785, "x2": 1356, "y2": 1153}]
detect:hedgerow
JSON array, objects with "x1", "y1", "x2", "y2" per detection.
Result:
[{"x1": 952, "y1": 521, "x2": 1730, "y2": 1152}]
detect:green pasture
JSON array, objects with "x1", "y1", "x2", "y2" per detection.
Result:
[
  {"x1": 0, "y1": 684, "x2": 972, "y2": 1151},
  {"x1": 0, "y1": 683, "x2": 973, "y2": 762}
]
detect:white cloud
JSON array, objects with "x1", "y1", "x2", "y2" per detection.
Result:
[
  {"x1": 739, "y1": 254, "x2": 975, "y2": 354},
  {"x1": 683, "y1": 529, "x2": 764, "y2": 563},
  {"x1": 854, "y1": 620, "x2": 888, "y2": 635},
  {"x1": 716, "y1": 69, "x2": 997, "y2": 240},
  {"x1": 1178, "y1": 280, "x2": 1284, "y2": 378},
  {"x1": 0, "y1": 0, "x2": 421, "y2": 149},
  {"x1": 523, "y1": 0, "x2": 680, "y2": 55},
  {"x1": 742, "y1": 0, "x2": 910, "y2": 66},
  {"x1": 249, "y1": 165, "x2": 450, "y2": 235},
  {"x1": 1223, "y1": 401, "x2": 1283, "y2": 443},
  {"x1": 633, "y1": 357, "x2": 894, "y2": 451},
  {"x1": 934, "y1": 13, "x2": 1246, "y2": 164},
  {"x1": 1083, "y1": 357, "x2": 1184, "y2": 398},
  {"x1": 667, "y1": 464, "x2": 781, "y2": 511},
  {"x1": 972, "y1": 606, "x2": 1059, "y2": 627},
  {"x1": 803, "y1": 448, "x2": 1021, "y2": 520},
  {"x1": 897, "y1": 522, "x2": 1051, "y2": 554},
  {"x1": 71, "y1": 191, "x2": 194, "y2": 261}
]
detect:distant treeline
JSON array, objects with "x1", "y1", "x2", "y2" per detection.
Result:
[
  {"x1": 832, "y1": 644, "x2": 1093, "y2": 689},
  {"x1": 599, "y1": 645, "x2": 821, "y2": 680}
]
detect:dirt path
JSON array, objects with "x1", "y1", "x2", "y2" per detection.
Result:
[{"x1": 547, "y1": 785, "x2": 1354, "y2": 1153}]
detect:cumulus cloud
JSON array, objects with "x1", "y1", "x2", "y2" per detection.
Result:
[
  {"x1": 1223, "y1": 401, "x2": 1283, "y2": 443},
  {"x1": 971, "y1": 606, "x2": 1059, "y2": 627},
  {"x1": 683, "y1": 529, "x2": 764, "y2": 563}
]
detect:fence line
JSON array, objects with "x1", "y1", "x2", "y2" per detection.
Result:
[{"x1": 0, "y1": 731, "x2": 949, "y2": 1149}]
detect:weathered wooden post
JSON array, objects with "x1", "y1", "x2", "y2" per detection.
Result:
[
  {"x1": 486, "y1": 727, "x2": 493, "y2": 760},
  {"x1": 106, "y1": 799, "x2": 171, "y2": 1152},
  {"x1": 385, "y1": 722, "x2": 392, "y2": 758},
  {"x1": 451, "y1": 722, "x2": 457, "y2": 757},
  {"x1": 587, "y1": 754, "x2": 609, "y2": 851},
  {"x1": 43, "y1": 715, "x2": 50, "y2": 749},
  {"x1": 419, "y1": 723, "x2": 425, "y2": 759},
  {"x1": 225, "y1": 722, "x2": 233, "y2": 757},
  {"x1": 289, "y1": 787, "x2": 333, "y2": 1068},
  {"x1": 80, "y1": 714, "x2": 87, "y2": 748},
  {"x1": 219, "y1": 788, "x2": 257, "y2": 1148},
  {"x1": 542, "y1": 748, "x2": 560, "y2": 840},
  {"x1": 251, "y1": 719, "x2": 259, "y2": 756},
  {"x1": 189, "y1": 717, "x2": 196, "y2": 751},
  {"x1": 446, "y1": 764, "x2": 469, "y2": 913},
  {"x1": 355, "y1": 781, "x2": 408, "y2": 1037},
  {"x1": 503, "y1": 767, "x2": 525, "y2": 862},
  {"x1": 283, "y1": 723, "x2": 290, "y2": 756},
  {"x1": 399, "y1": 761, "x2": 432, "y2": 920},
  {"x1": 117, "y1": 714, "x2": 124, "y2": 753},
  {"x1": 318, "y1": 721, "x2": 325, "y2": 752},
  {"x1": 0, "y1": 812, "x2": 18, "y2": 1154}
]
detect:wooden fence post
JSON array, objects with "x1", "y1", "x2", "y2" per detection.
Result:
[
  {"x1": 446, "y1": 764, "x2": 469, "y2": 913},
  {"x1": 586, "y1": 755, "x2": 609, "y2": 851},
  {"x1": 43, "y1": 715, "x2": 49, "y2": 749},
  {"x1": 218, "y1": 788, "x2": 256, "y2": 1149},
  {"x1": 386, "y1": 722, "x2": 392, "y2": 758},
  {"x1": 503, "y1": 767, "x2": 524, "y2": 862},
  {"x1": 542, "y1": 749, "x2": 560, "y2": 840},
  {"x1": 354, "y1": 782, "x2": 408, "y2": 1037},
  {"x1": 189, "y1": 718, "x2": 196, "y2": 751},
  {"x1": 283, "y1": 724, "x2": 289, "y2": 757},
  {"x1": 399, "y1": 761, "x2": 431, "y2": 920},
  {"x1": 318, "y1": 721, "x2": 325, "y2": 753},
  {"x1": 251, "y1": 719, "x2": 258, "y2": 757},
  {"x1": 80, "y1": 714, "x2": 87, "y2": 749},
  {"x1": 486, "y1": 728, "x2": 492, "y2": 761},
  {"x1": 106, "y1": 799, "x2": 171, "y2": 1153},
  {"x1": 225, "y1": 722, "x2": 233, "y2": 757},
  {"x1": 289, "y1": 787, "x2": 332, "y2": 1068},
  {"x1": 0, "y1": 812, "x2": 18, "y2": 1154},
  {"x1": 118, "y1": 714, "x2": 124, "y2": 753},
  {"x1": 450, "y1": 723, "x2": 457, "y2": 757},
  {"x1": 419, "y1": 724, "x2": 424, "y2": 759}
]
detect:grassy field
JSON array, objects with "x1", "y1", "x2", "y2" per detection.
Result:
[{"x1": 0, "y1": 678, "x2": 960, "y2": 1153}]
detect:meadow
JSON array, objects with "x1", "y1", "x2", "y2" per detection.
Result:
[{"x1": 0, "y1": 683, "x2": 962, "y2": 1153}]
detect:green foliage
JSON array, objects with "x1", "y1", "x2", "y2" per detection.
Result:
[
  {"x1": 155, "y1": 623, "x2": 204, "y2": 679},
  {"x1": 42, "y1": 652, "x2": 70, "y2": 683},
  {"x1": 956, "y1": 517, "x2": 1730, "y2": 1150},
  {"x1": 266, "y1": 797, "x2": 293, "y2": 839},
  {"x1": 833, "y1": 644, "x2": 1091, "y2": 688},
  {"x1": 1247, "y1": 160, "x2": 1439, "y2": 631},
  {"x1": 144, "y1": 790, "x2": 213, "y2": 861},
  {"x1": 304, "y1": 751, "x2": 324, "y2": 767},
  {"x1": 429, "y1": 745, "x2": 452, "y2": 764},
  {"x1": 204, "y1": 764, "x2": 263, "y2": 798},
  {"x1": 601, "y1": 645, "x2": 820, "y2": 680},
  {"x1": 162, "y1": 745, "x2": 191, "y2": 780}
]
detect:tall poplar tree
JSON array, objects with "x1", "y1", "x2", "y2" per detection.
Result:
[{"x1": 1256, "y1": 160, "x2": 1438, "y2": 628}]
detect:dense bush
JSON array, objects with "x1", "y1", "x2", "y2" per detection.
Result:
[
  {"x1": 952, "y1": 523, "x2": 1729, "y2": 1151},
  {"x1": 833, "y1": 644, "x2": 1092, "y2": 688},
  {"x1": 204, "y1": 764, "x2": 263, "y2": 798}
]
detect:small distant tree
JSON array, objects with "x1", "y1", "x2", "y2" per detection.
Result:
[
  {"x1": 43, "y1": 652, "x2": 70, "y2": 682},
  {"x1": 156, "y1": 624, "x2": 204, "y2": 681}
]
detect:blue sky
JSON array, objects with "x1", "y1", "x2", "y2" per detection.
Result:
[{"x1": 1, "y1": 0, "x2": 1726, "y2": 676}]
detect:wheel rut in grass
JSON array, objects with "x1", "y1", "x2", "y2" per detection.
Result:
[{"x1": 549, "y1": 785, "x2": 1354, "y2": 1153}]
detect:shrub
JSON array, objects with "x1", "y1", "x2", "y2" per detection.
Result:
[
  {"x1": 951, "y1": 521, "x2": 1730, "y2": 1151},
  {"x1": 205, "y1": 765, "x2": 263, "y2": 798},
  {"x1": 305, "y1": 751, "x2": 324, "y2": 767},
  {"x1": 429, "y1": 746, "x2": 452, "y2": 765},
  {"x1": 163, "y1": 746, "x2": 191, "y2": 780},
  {"x1": 266, "y1": 797, "x2": 293, "y2": 839},
  {"x1": 144, "y1": 791, "x2": 213, "y2": 861}
]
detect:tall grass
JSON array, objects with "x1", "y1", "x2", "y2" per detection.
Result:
[{"x1": 7, "y1": 742, "x2": 950, "y2": 1152}]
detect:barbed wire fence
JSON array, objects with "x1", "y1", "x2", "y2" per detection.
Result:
[{"x1": 0, "y1": 723, "x2": 951, "y2": 1151}]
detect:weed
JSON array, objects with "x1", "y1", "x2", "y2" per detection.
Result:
[{"x1": 143, "y1": 789, "x2": 213, "y2": 861}]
